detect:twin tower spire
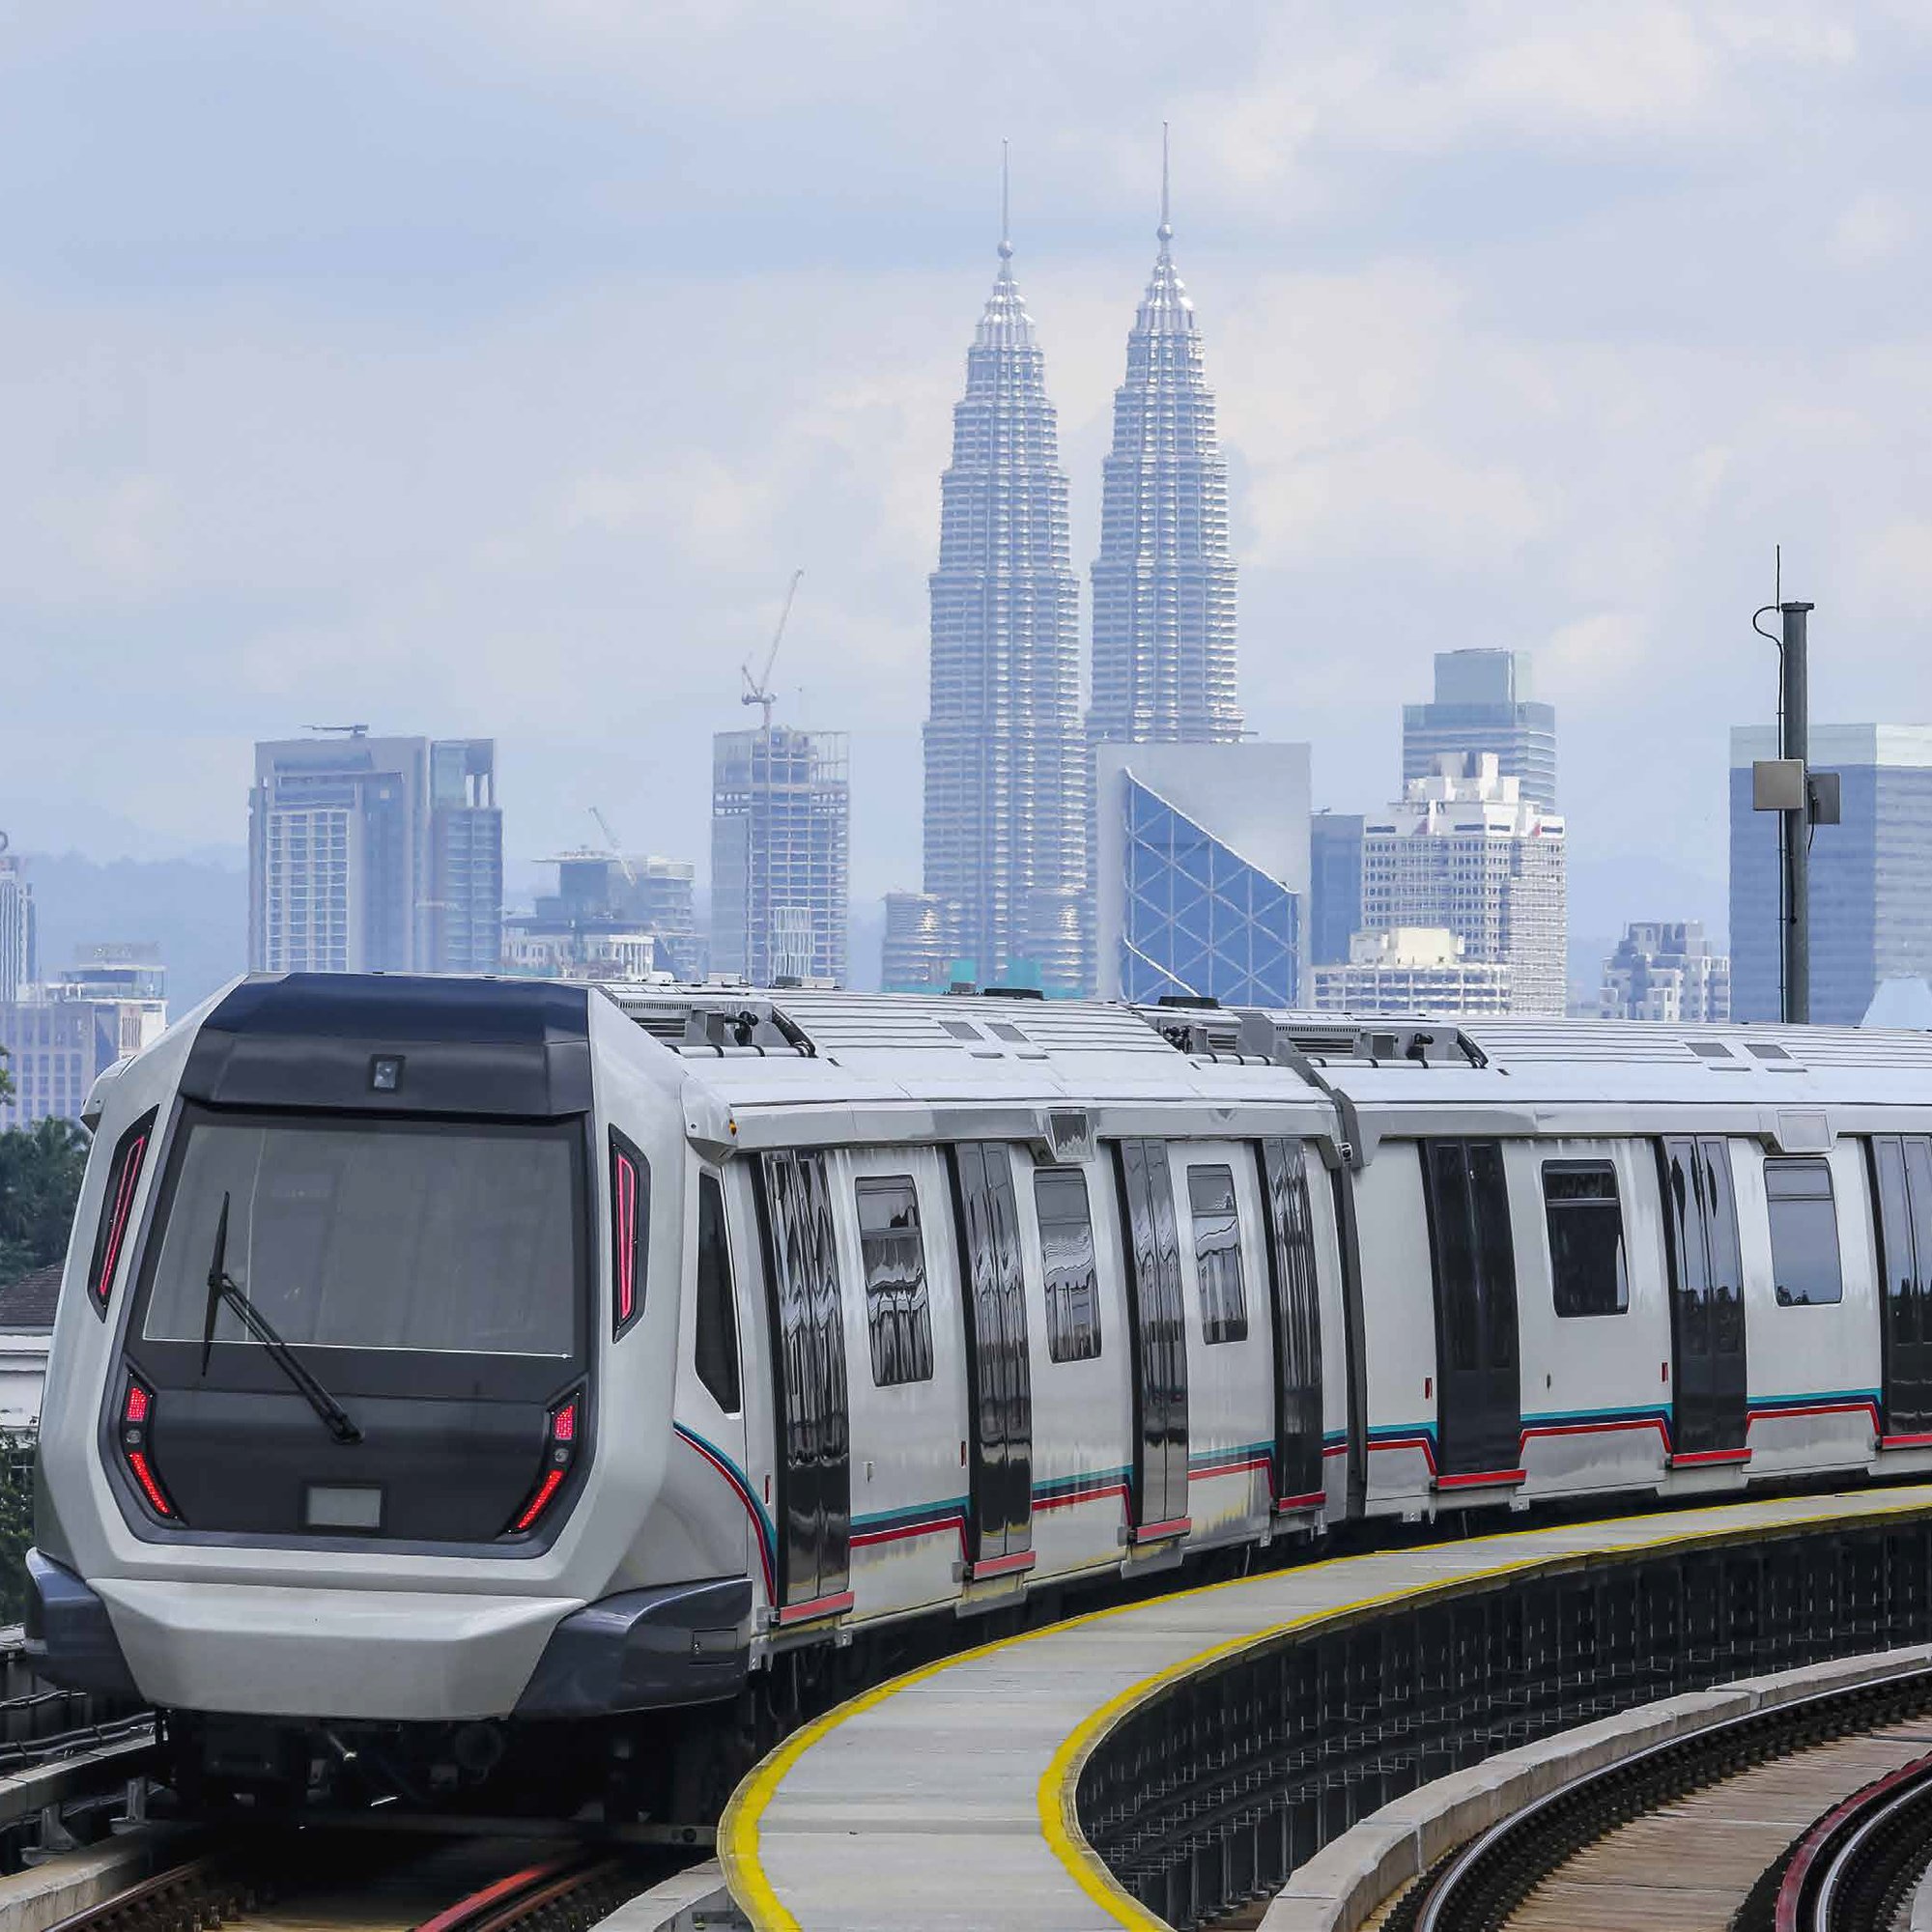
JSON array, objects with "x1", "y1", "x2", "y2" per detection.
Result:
[{"x1": 921, "y1": 134, "x2": 1241, "y2": 998}]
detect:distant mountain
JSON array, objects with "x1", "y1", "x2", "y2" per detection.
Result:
[{"x1": 24, "y1": 853, "x2": 247, "y2": 1015}]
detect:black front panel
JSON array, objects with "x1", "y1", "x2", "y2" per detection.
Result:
[
  {"x1": 121, "y1": 1105, "x2": 592, "y2": 1544},
  {"x1": 1258, "y1": 1138, "x2": 1323, "y2": 1503},
  {"x1": 950, "y1": 1144, "x2": 1033, "y2": 1564},
  {"x1": 182, "y1": 975, "x2": 591, "y2": 1119},
  {"x1": 1113, "y1": 1139, "x2": 1189, "y2": 1529},
  {"x1": 1870, "y1": 1136, "x2": 1932, "y2": 1437},
  {"x1": 1659, "y1": 1136, "x2": 1748, "y2": 1457},
  {"x1": 755, "y1": 1150, "x2": 850, "y2": 1608},
  {"x1": 1419, "y1": 1140, "x2": 1520, "y2": 1479}
]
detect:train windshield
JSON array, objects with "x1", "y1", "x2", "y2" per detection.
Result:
[{"x1": 140, "y1": 1112, "x2": 582, "y2": 1358}]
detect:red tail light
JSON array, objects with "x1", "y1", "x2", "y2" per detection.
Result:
[
  {"x1": 88, "y1": 1111, "x2": 157, "y2": 1316},
  {"x1": 609, "y1": 1132, "x2": 648, "y2": 1340},
  {"x1": 119, "y1": 1373, "x2": 178, "y2": 1520},
  {"x1": 506, "y1": 1389, "x2": 583, "y2": 1537}
]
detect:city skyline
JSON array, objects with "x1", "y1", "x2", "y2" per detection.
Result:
[{"x1": 6, "y1": 7, "x2": 1928, "y2": 939}]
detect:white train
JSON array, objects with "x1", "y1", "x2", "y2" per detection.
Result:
[{"x1": 24, "y1": 975, "x2": 1932, "y2": 1815}]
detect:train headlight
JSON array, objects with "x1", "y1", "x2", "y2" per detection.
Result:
[
  {"x1": 119, "y1": 1373, "x2": 180, "y2": 1521},
  {"x1": 506, "y1": 1388, "x2": 583, "y2": 1536}
]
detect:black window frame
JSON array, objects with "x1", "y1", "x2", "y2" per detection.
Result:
[
  {"x1": 127, "y1": 1102, "x2": 592, "y2": 1404},
  {"x1": 1035, "y1": 1166, "x2": 1102, "y2": 1364},
  {"x1": 1542, "y1": 1158, "x2": 1630, "y2": 1319},
  {"x1": 1765, "y1": 1154, "x2": 1844, "y2": 1308},
  {"x1": 855, "y1": 1174, "x2": 934, "y2": 1388},
  {"x1": 1186, "y1": 1162, "x2": 1250, "y2": 1346},
  {"x1": 694, "y1": 1170, "x2": 741, "y2": 1412}
]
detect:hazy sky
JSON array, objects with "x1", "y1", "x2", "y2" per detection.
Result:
[{"x1": 4, "y1": 3, "x2": 1929, "y2": 924}]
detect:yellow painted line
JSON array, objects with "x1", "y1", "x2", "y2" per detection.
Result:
[{"x1": 724, "y1": 1485, "x2": 1932, "y2": 1930}]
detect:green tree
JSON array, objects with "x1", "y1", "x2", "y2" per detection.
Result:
[
  {"x1": 0, "y1": 1044, "x2": 13, "y2": 1103},
  {"x1": 0, "y1": 1434, "x2": 30, "y2": 1623},
  {"x1": 0, "y1": 1117, "x2": 92, "y2": 1287}
]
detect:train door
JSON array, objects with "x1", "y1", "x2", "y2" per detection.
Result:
[
  {"x1": 949, "y1": 1142, "x2": 1034, "y2": 1575},
  {"x1": 1112, "y1": 1138, "x2": 1190, "y2": 1537},
  {"x1": 1257, "y1": 1138, "x2": 1323, "y2": 1508},
  {"x1": 755, "y1": 1149, "x2": 852, "y2": 1617},
  {"x1": 1869, "y1": 1137, "x2": 1932, "y2": 1439},
  {"x1": 1419, "y1": 1140, "x2": 1521, "y2": 1479},
  {"x1": 1659, "y1": 1136, "x2": 1748, "y2": 1461}
]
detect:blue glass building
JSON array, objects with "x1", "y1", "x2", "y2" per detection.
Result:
[
  {"x1": 1730, "y1": 724, "x2": 1932, "y2": 1024},
  {"x1": 1095, "y1": 742, "x2": 1309, "y2": 1009}
]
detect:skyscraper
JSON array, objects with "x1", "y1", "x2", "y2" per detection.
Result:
[
  {"x1": 1361, "y1": 753, "x2": 1568, "y2": 1015},
  {"x1": 1308, "y1": 812, "x2": 1366, "y2": 968},
  {"x1": 1402, "y1": 649, "x2": 1557, "y2": 810},
  {"x1": 712, "y1": 725, "x2": 849, "y2": 987},
  {"x1": 0, "y1": 834, "x2": 33, "y2": 1005},
  {"x1": 1730, "y1": 724, "x2": 1932, "y2": 1024},
  {"x1": 1599, "y1": 922, "x2": 1730, "y2": 1022},
  {"x1": 921, "y1": 155, "x2": 1087, "y2": 995},
  {"x1": 248, "y1": 732, "x2": 502, "y2": 975},
  {"x1": 1088, "y1": 136, "x2": 1240, "y2": 753}
]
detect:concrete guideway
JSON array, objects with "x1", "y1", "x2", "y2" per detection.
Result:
[{"x1": 718, "y1": 1484, "x2": 1932, "y2": 1932}]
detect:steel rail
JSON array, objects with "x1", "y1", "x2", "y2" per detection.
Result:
[
  {"x1": 1768, "y1": 1749, "x2": 1932, "y2": 1932},
  {"x1": 1391, "y1": 1667, "x2": 1932, "y2": 1932}
]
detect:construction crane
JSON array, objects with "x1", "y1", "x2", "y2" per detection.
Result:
[
  {"x1": 588, "y1": 807, "x2": 637, "y2": 887},
  {"x1": 741, "y1": 569, "x2": 804, "y2": 732}
]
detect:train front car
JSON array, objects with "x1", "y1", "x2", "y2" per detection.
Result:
[{"x1": 25, "y1": 974, "x2": 737, "y2": 1817}]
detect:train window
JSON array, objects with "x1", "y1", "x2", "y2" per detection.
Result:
[
  {"x1": 1766, "y1": 1157, "x2": 1843, "y2": 1306},
  {"x1": 1187, "y1": 1164, "x2": 1249, "y2": 1345},
  {"x1": 856, "y1": 1177, "x2": 934, "y2": 1386},
  {"x1": 695, "y1": 1174, "x2": 740, "y2": 1412},
  {"x1": 1543, "y1": 1162, "x2": 1629, "y2": 1318},
  {"x1": 1035, "y1": 1169, "x2": 1101, "y2": 1363}
]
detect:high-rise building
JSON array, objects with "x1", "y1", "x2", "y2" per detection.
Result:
[
  {"x1": 1403, "y1": 649, "x2": 1557, "y2": 810},
  {"x1": 1309, "y1": 813, "x2": 1365, "y2": 968},
  {"x1": 920, "y1": 168, "x2": 1087, "y2": 996},
  {"x1": 248, "y1": 732, "x2": 501, "y2": 975},
  {"x1": 712, "y1": 725, "x2": 849, "y2": 987},
  {"x1": 0, "y1": 992, "x2": 165, "y2": 1131},
  {"x1": 427, "y1": 740, "x2": 503, "y2": 975},
  {"x1": 881, "y1": 891, "x2": 966, "y2": 994},
  {"x1": 1362, "y1": 753, "x2": 1567, "y2": 1015},
  {"x1": 1311, "y1": 927, "x2": 1513, "y2": 1016},
  {"x1": 1599, "y1": 921, "x2": 1731, "y2": 1022},
  {"x1": 1730, "y1": 724, "x2": 1932, "y2": 1024},
  {"x1": 1095, "y1": 741, "x2": 1308, "y2": 1008},
  {"x1": 0, "y1": 835, "x2": 34, "y2": 1006},
  {"x1": 1088, "y1": 148, "x2": 1240, "y2": 753}
]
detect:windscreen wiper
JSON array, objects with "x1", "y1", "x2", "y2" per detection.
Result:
[{"x1": 202, "y1": 1192, "x2": 363, "y2": 1446}]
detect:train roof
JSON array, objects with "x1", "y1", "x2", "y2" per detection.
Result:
[{"x1": 596, "y1": 985, "x2": 1932, "y2": 1154}]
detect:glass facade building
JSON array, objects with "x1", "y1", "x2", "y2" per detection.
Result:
[
  {"x1": 1117, "y1": 777, "x2": 1296, "y2": 1006},
  {"x1": 1094, "y1": 742, "x2": 1309, "y2": 1009},
  {"x1": 1730, "y1": 724, "x2": 1932, "y2": 1024},
  {"x1": 249, "y1": 734, "x2": 500, "y2": 976},
  {"x1": 1403, "y1": 649, "x2": 1557, "y2": 810},
  {"x1": 1309, "y1": 812, "x2": 1365, "y2": 967}
]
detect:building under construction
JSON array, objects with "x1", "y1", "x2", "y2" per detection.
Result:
[{"x1": 710, "y1": 725, "x2": 849, "y2": 988}]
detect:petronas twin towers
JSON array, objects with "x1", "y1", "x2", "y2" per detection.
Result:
[{"x1": 920, "y1": 144, "x2": 1239, "y2": 997}]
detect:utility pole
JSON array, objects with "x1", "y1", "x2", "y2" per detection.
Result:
[
  {"x1": 1751, "y1": 592, "x2": 1837, "y2": 1025},
  {"x1": 1778, "y1": 601, "x2": 1812, "y2": 1024}
]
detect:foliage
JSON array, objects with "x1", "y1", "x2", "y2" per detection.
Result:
[
  {"x1": 0, "y1": 1044, "x2": 12, "y2": 1104},
  {"x1": 0, "y1": 1433, "x2": 32, "y2": 1624},
  {"x1": 0, "y1": 1117, "x2": 91, "y2": 1287}
]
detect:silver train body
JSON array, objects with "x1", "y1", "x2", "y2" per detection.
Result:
[{"x1": 26, "y1": 975, "x2": 1932, "y2": 1803}]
